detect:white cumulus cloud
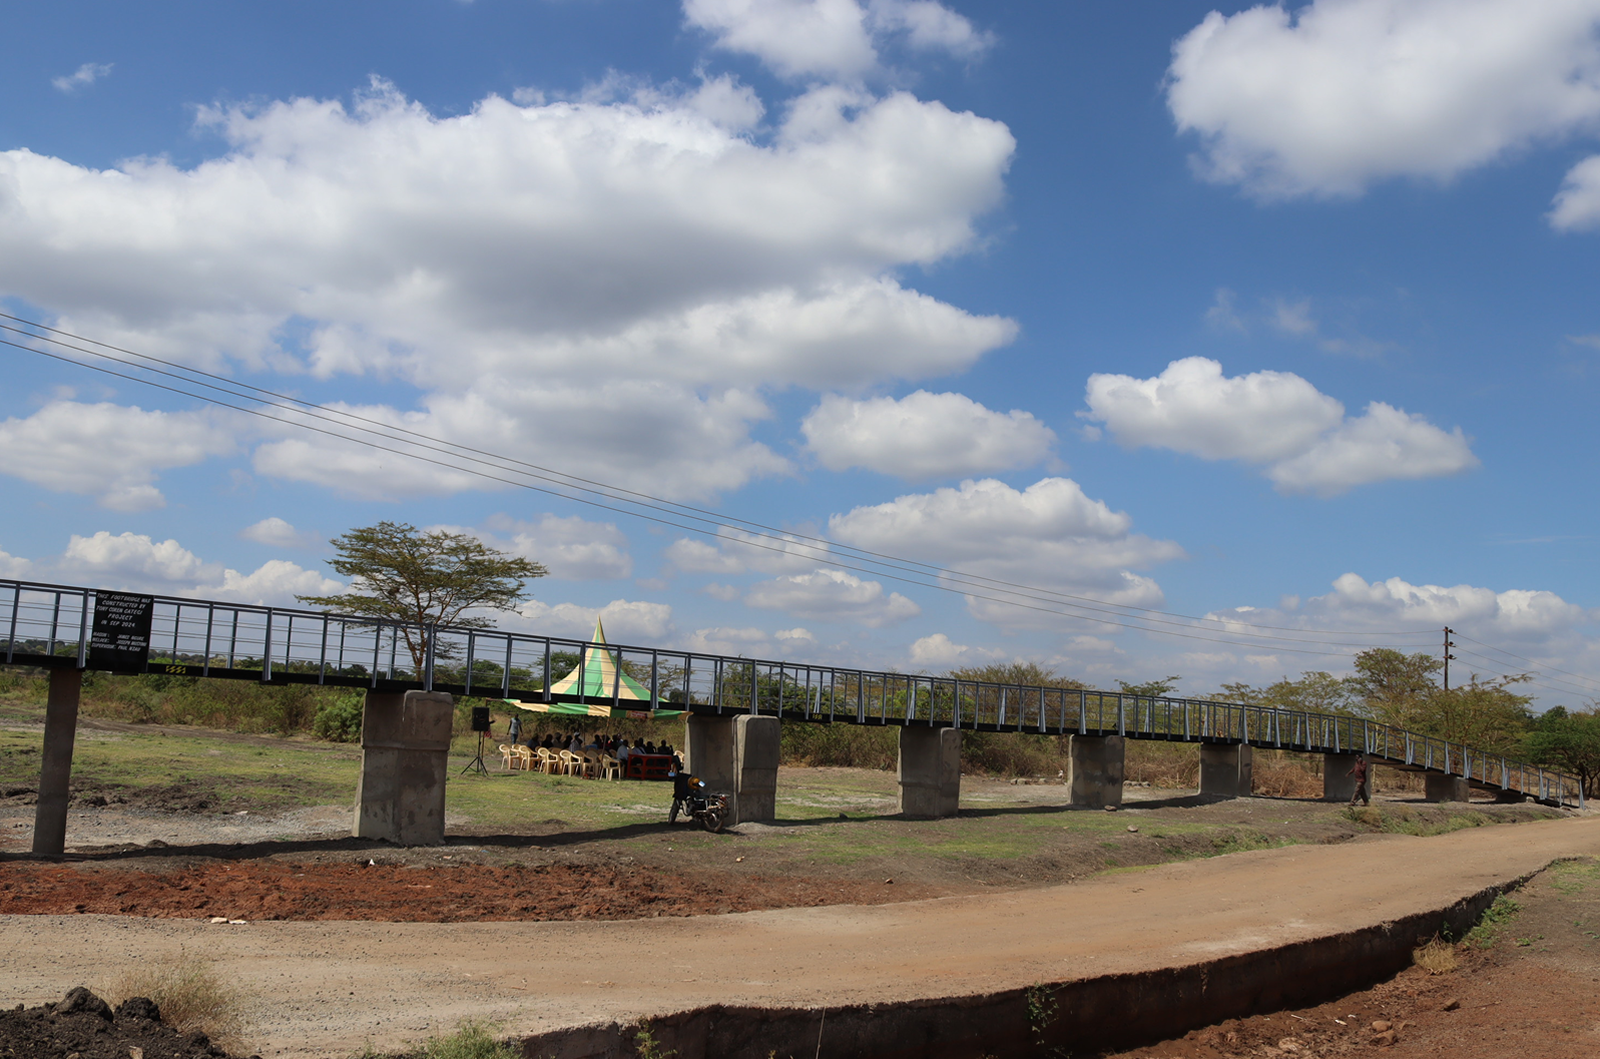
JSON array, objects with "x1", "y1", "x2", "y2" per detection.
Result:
[
  {"x1": 239, "y1": 518, "x2": 316, "y2": 549},
  {"x1": 1204, "y1": 573, "x2": 1596, "y2": 693},
  {"x1": 908, "y1": 632, "x2": 1004, "y2": 669},
  {"x1": 475, "y1": 513, "x2": 633, "y2": 581},
  {"x1": 0, "y1": 402, "x2": 236, "y2": 512},
  {"x1": 1081, "y1": 358, "x2": 1476, "y2": 495},
  {"x1": 50, "y1": 530, "x2": 343, "y2": 605},
  {"x1": 685, "y1": 0, "x2": 992, "y2": 82},
  {"x1": 1550, "y1": 152, "x2": 1600, "y2": 229},
  {"x1": 53, "y1": 63, "x2": 113, "y2": 94},
  {"x1": 1168, "y1": 0, "x2": 1600, "y2": 199},
  {"x1": 0, "y1": 78, "x2": 1015, "y2": 502},
  {"x1": 745, "y1": 567, "x2": 920, "y2": 627},
  {"x1": 801, "y1": 390, "x2": 1055, "y2": 480},
  {"x1": 664, "y1": 528, "x2": 829, "y2": 576},
  {"x1": 829, "y1": 477, "x2": 1184, "y2": 625},
  {"x1": 514, "y1": 598, "x2": 675, "y2": 643}
]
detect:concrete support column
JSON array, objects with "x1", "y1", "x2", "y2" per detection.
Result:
[
  {"x1": 1491, "y1": 788, "x2": 1526, "y2": 803},
  {"x1": 898, "y1": 727, "x2": 961, "y2": 818},
  {"x1": 1322, "y1": 753, "x2": 1360, "y2": 802},
  {"x1": 1069, "y1": 735, "x2": 1125, "y2": 809},
  {"x1": 353, "y1": 690, "x2": 454, "y2": 846},
  {"x1": 32, "y1": 668, "x2": 83, "y2": 856},
  {"x1": 1199, "y1": 743, "x2": 1254, "y2": 799},
  {"x1": 734, "y1": 715, "x2": 780, "y2": 824},
  {"x1": 686, "y1": 714, "x2": 738, "y2": 816},
  {"x1": 1424, "y1": 774, "x2": 1471, "y2": 803}
]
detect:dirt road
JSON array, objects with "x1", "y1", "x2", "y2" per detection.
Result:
[{"x1": 4, "y1": 816, "x2": 1597, "y2": 1057}]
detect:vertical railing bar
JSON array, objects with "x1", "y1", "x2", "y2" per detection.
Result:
[
  {"x1": 203, "y1": 603, "x2": 216, "y2": 676},
  {"x1": 5, "y1": 584, "x2": 19, "y2": 664},
  {"x1": 75, "y1": 589, "x2": 90, "y2": 668},
  {"x1": 611, "y1": 641, "x2": 622, "y2": 708},
  {"x1": 263, "y1": 609, "x2": 275, "y2": 683},
  {"x1": 464, "y1": 631, "x2": 476, "y2": 696},
  {"x1": 319, "y1": 615, "x2": 330, "y2": 684}
]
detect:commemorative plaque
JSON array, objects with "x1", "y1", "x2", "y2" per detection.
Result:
[{"x1": 88, "y1": 592, "x2": 155, "y2": 671}]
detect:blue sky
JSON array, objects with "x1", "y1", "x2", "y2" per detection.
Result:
[{"x1": 3, "y1": 0, "x2": 1600, "y2": 705}]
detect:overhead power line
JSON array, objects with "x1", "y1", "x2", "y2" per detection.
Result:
[{"x1": 0, "y1": 311, "x2": 1461, "y2": 658}]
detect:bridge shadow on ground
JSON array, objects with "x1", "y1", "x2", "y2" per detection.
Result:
[{"x1": 3, "y1": 791, "x2": 1366, "y2": 866}]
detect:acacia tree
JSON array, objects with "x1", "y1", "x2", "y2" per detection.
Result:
[
  {"x1": 1525, "y1": 706, "x2": 1600, "y2": 796},
  {"x1": 297, "y1": 521, "x2": 547, "y2": 676}
]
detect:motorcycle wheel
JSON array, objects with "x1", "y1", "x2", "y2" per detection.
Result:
[
  {"x1": 668, "y1": 800, "x2": 680, "y2": 825},
  {"x1": 701, "y1": 807, "x2": 724, "y2": 834}
]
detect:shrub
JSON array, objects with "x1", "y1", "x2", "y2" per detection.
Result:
[
  {"x1": 1413, "y1": 937, "x2": 1458, "y2": 975},
  {"x1": 313, "y1": 694, "x2": 365, "y2": 742},
  {"x1": 107, "y1": 951, "x2": 252, "y2": 1054},
  {"x1": 419, "y1": 1021, "x2": 520, "y2": 1059}
]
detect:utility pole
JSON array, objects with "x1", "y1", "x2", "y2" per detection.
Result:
[{"x1": 1443, "y1": 626, "x2": 1456, "y2": 691}]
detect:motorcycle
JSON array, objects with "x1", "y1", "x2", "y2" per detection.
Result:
[{"x1": 669, "y1": 773, "x2": 730, "y2": 833}]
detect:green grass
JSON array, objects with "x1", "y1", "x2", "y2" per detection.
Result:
[
  {"x1": 1549, "y1": 856, "x2": 1600, "y2": 895},
  {"x1": 0, "y1": 726, "x2": 358, "y2": 813},
  {"x1": 1342, "y1": 804, "x2": 1542, "y2": 837},
  {"x1": 1464, "y1": 893, "x2": 1522, "y2": 948},
  {"x1": 415, "y1": 1021, "x2": 519, "y2": 1059}
]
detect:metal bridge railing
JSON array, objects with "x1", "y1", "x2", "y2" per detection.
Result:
[{"x1": 0, "y1": 577, "x2": 1585, "y2": 808}]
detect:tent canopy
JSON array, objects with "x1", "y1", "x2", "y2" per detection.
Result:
[{"x1": 503, "y1": 617, "x2": 682, "y2": 718}]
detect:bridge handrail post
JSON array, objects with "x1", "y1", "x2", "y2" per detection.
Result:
[
  {"x1": 75, "y1": 589, "x2": 89, "y2": 668},
  {"x1": 4, "y1": 583, "x2": 18, "y2": 665},
  {"x1": 204, "y1": 604, "x2": 217, "y2": 677},
  {"x1": 321, "y1": 615, "x2": 332, "y2": 685},
  {"x1": 262, "y1": 609, "x2": 274, "y2": 683}
]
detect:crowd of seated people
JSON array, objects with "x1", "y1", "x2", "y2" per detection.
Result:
[{"x1": 508, "y1": 728, "x2": 680, "y2": 776}]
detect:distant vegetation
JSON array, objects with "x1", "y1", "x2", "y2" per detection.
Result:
[{"x1": 2, "y1": 645, "x2": 1594, "y2": 792}]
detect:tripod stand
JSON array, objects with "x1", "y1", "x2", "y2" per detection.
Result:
[{"x1": 460, "y1": 730, "x2": 490, "y2": 775}]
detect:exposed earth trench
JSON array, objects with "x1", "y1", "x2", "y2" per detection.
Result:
[{"x1": 2, "y1": 810, "x2": 1598, "y2": 1058}]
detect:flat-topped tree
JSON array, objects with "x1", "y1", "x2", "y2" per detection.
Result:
[{"x1": 297, "y1": 521, "x2": 547, "y2": 677}]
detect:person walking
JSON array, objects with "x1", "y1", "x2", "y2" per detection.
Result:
[
  {"x1": 507, "y1": 712, "x2": 522, "y2": 746},
  {"x1": 1347, "y1": 753, "x2": 1370, "y2": 806}
]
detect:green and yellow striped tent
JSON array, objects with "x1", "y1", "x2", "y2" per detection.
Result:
[{"x1": 503, "y1": 618, "x2": 682, "y2": 719}]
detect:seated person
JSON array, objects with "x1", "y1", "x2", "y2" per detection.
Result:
[
  {"x1": 568, "y1": 733, "x2": 583, "y2": 752},
  {"x1": 616, "y1": 739, "x2": 632, "y2": 762},
  {"x1": 659, "y1": 741, "x2": 674, "y2": 756},
  {"x1": 642, "y1": 741, "x2": 658, "y2": 756}
]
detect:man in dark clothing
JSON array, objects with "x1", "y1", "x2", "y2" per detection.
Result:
[{"x1": 1347, "y1": 754, "x2": 1370, "y2": 806}]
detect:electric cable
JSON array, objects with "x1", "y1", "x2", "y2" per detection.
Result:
[{"x1": 0, "y1": 310, "x2": 1444, "y2": 643}]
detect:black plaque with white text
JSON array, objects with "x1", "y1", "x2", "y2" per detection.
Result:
[{"x1": 88, "y1": 593, "x2": 155, "y2": 671}]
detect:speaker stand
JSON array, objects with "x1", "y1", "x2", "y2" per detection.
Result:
[{"x1": 460, "y1": 730, "x2": 490, "y2": 776}]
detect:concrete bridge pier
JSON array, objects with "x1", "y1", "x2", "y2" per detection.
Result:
[
  {"x1": 32, "y1": 667, "x2": 83, "y2": 856},
  {"x1": 685, "y1": 714, "x2": 779, "y2": 825},
  {"x1": 735, "y1": 715, "x2": 779, "y2": 823},
  {"x1": 1199, "y1": 743, "x2": 1253, "y2": 798},
  {"x1": 898, "y1": 727, "x2": 961, "y2": 818},
  {"x1": 1069, "y1": 735, "x2": 1125, "y2": 809},
  {"x1": 1424, "y1": 774, "x2": 1471, "y2": 802},
  {"x1": 1322, "y1": 753, "x2": 1360, "y2": 802},
  {"x1": 353, "y1": 689, "x2": 454, "y2": 846}
]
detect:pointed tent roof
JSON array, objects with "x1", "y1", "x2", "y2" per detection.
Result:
[
  {"x1": 544, "y1": 617, "x2": 651, "y2": 701},
  {"x1": 504, "y1": 617, "x2": 683, "y2": 718}
]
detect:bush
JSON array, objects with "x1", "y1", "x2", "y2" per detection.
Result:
[
  {"x1": 418, "y1": 1021, "x2": 519, "y2": 1059},
  {"x1": 1413, "y1": 937, "x2": 1458, "y2": 975},
  {"x1": 107, "y1": 951, "x2": 252, "y2": 1054},
  {"x1": 313, "y1": 694, "x2": 365, "y2": 742}
]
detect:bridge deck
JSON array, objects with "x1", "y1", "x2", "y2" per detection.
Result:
[{"x1": 1, "y1": 578, "x2": 1584, "y2": 808}]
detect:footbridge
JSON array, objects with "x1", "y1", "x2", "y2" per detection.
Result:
[{"x1": 3, "y1": 577, "x2": 1583, "y2": 853}]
